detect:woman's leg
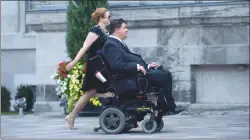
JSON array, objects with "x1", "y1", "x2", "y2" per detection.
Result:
[{"x1": 64, "y1": 89, "x2": 97, "y2": 129}]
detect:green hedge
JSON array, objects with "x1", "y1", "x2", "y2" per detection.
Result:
[
  {"x1": 1, "y1": 86, "x2": 11, "y2": 112},
  {"x1": 15, "y1": 85, "x2": 34, "y2": 112}
]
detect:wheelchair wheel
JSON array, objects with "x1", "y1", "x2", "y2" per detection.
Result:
[
  {"x1": 99, "y1": 108, "x2": 126, "y2": 134},
  {"x1": 141, "y1": 118, "x2": 157, "y2": 134},
  {"x1": 155, "y1": 119, "x2": 164, "y2": 132}
]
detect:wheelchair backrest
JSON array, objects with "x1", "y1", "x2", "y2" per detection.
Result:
[{"x1": 89, "y1": 50, "x2": 114, "y2": 85}]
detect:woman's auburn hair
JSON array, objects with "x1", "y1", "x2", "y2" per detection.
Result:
[{"x1": 91, "y1": 7, "x2": 107, "y2": 23}]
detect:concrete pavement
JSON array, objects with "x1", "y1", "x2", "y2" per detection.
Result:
[{"x1": 1, "y1": 111, "x2": 249, "y2": 139}]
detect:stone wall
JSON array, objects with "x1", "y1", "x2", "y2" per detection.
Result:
[
  {"x1": 24, "y1": 1, "x2": 249, "y2": 104},
  {"x1": 110, "y1": 2, "x2": 249, "y2": 103},
  {"x1": 1, "y1": 1, "x2": 35, "y2": 101}
]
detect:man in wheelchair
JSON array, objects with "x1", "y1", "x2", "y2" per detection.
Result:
[{"x1": 92, "y1": 18, "x2": 184, "y2": 134}]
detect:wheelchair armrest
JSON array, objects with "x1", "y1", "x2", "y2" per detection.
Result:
[
  {"x1": 112, "y1": 72, "x2": 137, "y2": 79},
  {"x1": 156, "y1": 65, "x2": 163, "y2": 70},
  {"x1": 112, "y1": 71, "x2": 148, "y2": 80}
]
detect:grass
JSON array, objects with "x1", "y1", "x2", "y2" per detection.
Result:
[{"x1": 1, "y1": 111, "x2": 34, "y2": 115}]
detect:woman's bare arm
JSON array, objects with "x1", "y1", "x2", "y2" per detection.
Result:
[
  {"x1": 66, "y1": 32, "x2": 99, "y2": 71},
  {"x1": 72, "y1": 32, "x2": 99, "y2": 63}
]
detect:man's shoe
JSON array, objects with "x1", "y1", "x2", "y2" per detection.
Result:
[
  {"x1": 163, "y1": 106, "x2": 185, "y2": 116},
  {"x1": 172, "y1": 107, "x2": 184, "y2": 114}
]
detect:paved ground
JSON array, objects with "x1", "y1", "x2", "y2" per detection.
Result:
[{"x1": 1, "y1": 111, "x2": 249, "y2": 139}]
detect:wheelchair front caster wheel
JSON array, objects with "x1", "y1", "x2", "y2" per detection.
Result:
[
  {"x1": 155, "y1": 119, "x2": 164, "y2": 132},
  {"x1": 141, "y1": 118, "x2": 157, "y2": 134}
]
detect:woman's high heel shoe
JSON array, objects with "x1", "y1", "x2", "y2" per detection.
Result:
[{"x1": 64, "y1": 115, "x2": 77, "y2": 130}]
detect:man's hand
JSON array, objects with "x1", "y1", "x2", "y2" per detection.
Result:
[
  {"x1": 149, "y1": 62, "x2": 160, "y2": 69},
  {"x1": 138, "y1": 66, "x2": 147, "y2": 75}
]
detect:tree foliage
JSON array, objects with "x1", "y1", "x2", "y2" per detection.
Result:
[{"x1": 65, "y1": 0, "x2": 108, "y2": 62}]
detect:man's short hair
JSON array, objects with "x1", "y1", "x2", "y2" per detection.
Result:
[{"x1": 109, "y1": 18, "x2": 127, "y2": 35}]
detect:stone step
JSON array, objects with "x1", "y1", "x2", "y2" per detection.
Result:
[
  {"x1": 176, "y1": 102, "x2": 249, "y2": 116},
  {"x1": 33, "y1": 101, "x2": 62, "y2": 115}
]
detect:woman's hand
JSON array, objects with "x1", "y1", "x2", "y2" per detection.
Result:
[{"x1": 66, "y1": 61, "x2": 76, "y2": 71}]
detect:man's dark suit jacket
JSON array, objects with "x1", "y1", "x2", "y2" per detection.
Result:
[{"x1": 101, "y1": 37, "x2": 148, "y2": 74}]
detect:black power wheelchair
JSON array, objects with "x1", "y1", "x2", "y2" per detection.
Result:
[{"x1": 91, "y1": 50, "x2": 166, "y2": 134}]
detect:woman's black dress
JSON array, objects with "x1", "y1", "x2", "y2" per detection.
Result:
[{"x1": 82, "y1": 25, "x2": 109, "y2": 92}]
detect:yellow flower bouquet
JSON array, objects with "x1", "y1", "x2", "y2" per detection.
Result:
[{"x1": 51, "y1": 61, "x2": 102, "y2": 113}]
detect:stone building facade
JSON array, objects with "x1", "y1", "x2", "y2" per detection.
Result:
[{"x1": 1, "y1": 1, "x2": 249, "y2": 113}]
